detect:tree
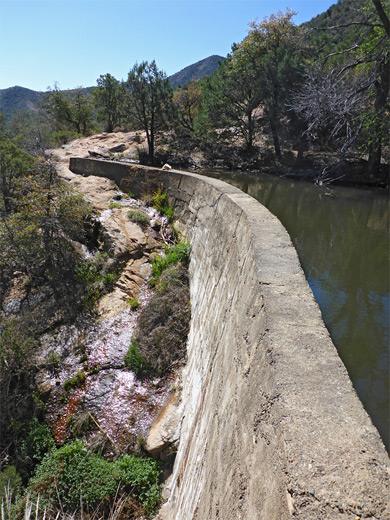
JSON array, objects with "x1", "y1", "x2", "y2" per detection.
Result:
[
  {"x1": 0, "y1": 149, "x2": 92, "y2": 305},
  {"x1": 93, "y1": 73, "x2": 125, "y2": 132},
  {"x1": 125, "y1": 61, "x2": 174, "y2": 161},
  {"x1": 173, "y1": 79, "x2": 203, "y2": 135},
  {"x1": 237, "y1": 9, "x2": 304, "y2": 157},
  {"x1": 293, "y1": 0, "x2": 389, "y2": 178},
  {"x1": 198, "y1": 10, "x2": 304, "y2": 156},
  {"x1": 45, "y1": 84, "x2": 93, "y2": 137},
  {"x1": 199, "y1": 50, "x2": 264, "y2": 151},
  {"x1": 0, "y1": 319, "x2": 39, "y2": 472},
  {"x1": 0, "y1": 140, "x2": 35, "y2": 213}
]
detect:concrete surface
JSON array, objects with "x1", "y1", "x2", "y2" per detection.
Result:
[{"x1": 69, "y1": 158, "x2": 390, "y2": 520}]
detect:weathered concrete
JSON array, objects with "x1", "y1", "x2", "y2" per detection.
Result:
[{"x1": 70, "y1": 158, "x2": 390, "y2": 520}]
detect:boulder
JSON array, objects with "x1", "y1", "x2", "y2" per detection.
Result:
[
  {"x1": 102, "y1": 209, "x2": 147, "y2": 258},
  {"x1": 146, "y1": 391, "x2": 181, "y2": 459},
  {"x1": 108, "y1": 143, "x2": 127, "y2": 153}
]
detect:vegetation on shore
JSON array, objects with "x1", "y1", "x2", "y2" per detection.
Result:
[{"x1": 0, "y1": 144, "x2": 187, "y2": 518}]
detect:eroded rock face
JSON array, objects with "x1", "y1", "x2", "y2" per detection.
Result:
[
  {"x1": 101, "y1": 209, "x2": 147, "y2": 258},
  {"x1": 34, "y1": 137, "x2": 181, "y2": 457},
  {"x1": 146, "y1": 391, "x2": 181, "y2": 460}
]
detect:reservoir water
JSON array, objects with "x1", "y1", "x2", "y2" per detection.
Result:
[{"x1": 203, "y1": 169, "x2": 389, "y2": 452}]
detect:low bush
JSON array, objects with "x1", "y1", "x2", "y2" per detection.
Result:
[
  {"x1": 125, "y1": 341, "x2": 147, "y2": 376},
  {"x1": 75, "y1": 253, "x2": 119, "y2": 309},
  {"x1": 19, "y1": 419, "x2": 55, "y2": 470},
  {"x1": 27, "y1": 440, "x2": 162, "y2": 515},
  {"x1": 64, "y1": 370, "x2": 86, "y2": 393},
  {"x1": 128, "y1": 297, "x2": 140, "y2": 310},
  {"x1": 127, "y1": 209, "x2": 149, "y2": 227},
  {"x1": 0, "y1": 466, "x2": 21, "y2": 501},
  {"x1": 150, "y1": 241, "x2": 190, "y2": 286},
  {"x1": 114, "y1": 454, "x2": 162, "y2": 512},
  {"x1": 0, "y1": 320, "x2": 40, "y2": 476},
  {"x1": 152, "y1": 187, "x2": 174, "y2": 220},
  {"x1": 128, "y1": 264, "x2": 191, "y2": 376}
]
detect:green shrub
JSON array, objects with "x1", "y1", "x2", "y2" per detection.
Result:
[
  {"x1": 64, "y1": 370, "x2": 86, "y2": 393},
  {"x1": 27, "y1": 440, "x2": 162, "y2": 515},
  {"x1": 127, "y1": 210, "x2": 149, "y2": 227},
  {"x1": 129, "y1": 297, "x2": 140, "y2": 310},
  {"x1": 0, "y1": 466, "x2": 22, "y2": 501},
  {"x1": 150, "y1": 241, "x2": 191, "y2": 286},
  {"x1": 152, "y1": 187, "x2": 174, "y2": 220},
  {"x1": 75, "y1": 253, "x2": 113, "y2": 284},
  {"x1": 114, "y1": 454, "x2": 162, "y2": 513},
  {"x1": 75, "y1": 260, "x2": 99, "y2": 284},
  {"x1": 75, "y1": 253, "x2": 118, "y2": 309},
  {"x1": 46, "y1": 351, "x2": 60, "y2": 373},
  {"x1": 109, "y1": 202, "x2": 121, "y2": 209},
  {"x1": 28, "y1": 440, "x2": 117, "y2": 512},
  {"x1": 20, "y1": 419, "x2": 55, "y2": 469},
  {"x1": 0, "y1": 320, "x2": 39, "y2": 474},
  {"x1": 125, "y1": 341, "x2": 148, "y2": 376}
]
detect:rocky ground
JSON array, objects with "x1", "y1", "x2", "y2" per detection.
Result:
[
  {"x1": 50, "y1": 128, "x2": 389, "y2": 188},
  {"x1": 28, "y1": 135, "x2": 183, "y2": 458}
]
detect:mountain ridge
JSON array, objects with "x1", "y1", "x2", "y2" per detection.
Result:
[{"x1": 0, "y1": 55, "x2": 225, "y2": 118}]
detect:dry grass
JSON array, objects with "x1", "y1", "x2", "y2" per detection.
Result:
[{"x1": 133, "y1": 265, "x2": 191, "y2": 375}]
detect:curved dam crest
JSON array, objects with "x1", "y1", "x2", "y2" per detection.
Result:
[{"x1": 69, "y1": 158, "x2": 389, "y2": 520}]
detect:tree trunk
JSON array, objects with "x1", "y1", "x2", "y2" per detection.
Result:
[
  {"x1": 149, "y1": 137, "x2": 154, "y2": 160},
  {"x1": 367, "y1": 58, "x2": 389, "y2": 178},
  {"x1": 246, "y1": 110, "x2": 254, "y2": 152},
  {"x1": 296, "y1": 133, "x2": 307, "y2": 165},
  {"x1": 269, "y1": 117, "x2": 281, "y2": 158}
]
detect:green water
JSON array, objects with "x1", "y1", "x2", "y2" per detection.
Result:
[{"x1": 204, "y1": 170, "x2": 390, "y2": 451}]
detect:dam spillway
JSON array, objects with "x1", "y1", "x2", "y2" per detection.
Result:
[{"x1": 69, "y1": 157, "x2": 390, "y2": 520}]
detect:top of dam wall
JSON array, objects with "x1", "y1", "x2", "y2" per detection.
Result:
[{"x1": 69, "y1": 157, "x2": 390, "y2": 520}]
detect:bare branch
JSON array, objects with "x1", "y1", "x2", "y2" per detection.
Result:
[
  {"x1": 304, "y1": 21, "x2": 382, "y2": 33},
  {"x1": 323, "y1": 44, "x2": 359, "y2": 64}
]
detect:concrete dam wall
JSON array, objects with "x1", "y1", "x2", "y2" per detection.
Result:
[{"x1": 69, "y1": 158, "x2": 389, "y2": 520}]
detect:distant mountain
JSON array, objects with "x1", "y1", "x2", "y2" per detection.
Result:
[
  {"x1": 168, "y1": 55, "x2": 225, "y2": 89},
  {"x1": 0, "y1": 86, "x2": 44, "y2": 118},
  {"x1": 0, "y1": 55, "x2": 226, "y2": 119}
]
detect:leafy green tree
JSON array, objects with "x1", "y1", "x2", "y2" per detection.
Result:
[
  {"x1": 45, "y1": 84, "x2": 93, "y2": 137},
  {"x1": 6, "y1": 108, "x2": 55, "y2": 153},
  {"x1": 0, "y1": 164, "x2": 91, "y2": 290},
  {"x1": 0, "y1": 140, "x2": 35, "y2": 213},
  {"x1": 237, "y1": 9, "x2": 304, "y2": 157},
  {"x1": 173, "y1": 79, "x2": 202, "y2": 134},
  {"x1": 0, "y1": 319, "x2": 39, "y2": 475},
  {"x1": 198, "y1": 52, "x2": 263, "y2": 151},
  {"x1": 198, "y1": 10, "x2": 303, "y2": 156},
  {"x1": 92, "y1": 73, "x2": 125, "y2": 132},
  {"x1": 125, "y1": 61, "x2": 174, "y2": 161},
  {"x1": 0, "y1": 147, "x2": 92, "y2": 308},
  {"x1": 0, "y1": 112, "x2": 8, "y2": 140}
]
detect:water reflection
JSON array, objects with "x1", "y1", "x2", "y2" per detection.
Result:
[{"x1": 203, "y1": 170, "x2": 390, "y2": 452}]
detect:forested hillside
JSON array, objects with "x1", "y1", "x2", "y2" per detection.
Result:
[
  {"x1": 168, "y1": 55, "x2": 225, "y2": 88},
  {"x1": 0, "y1": 56, "x2": 223, "y2": 118},
  {"x1": 0, "y1": 86, "x2": 43, "y2": 118}
]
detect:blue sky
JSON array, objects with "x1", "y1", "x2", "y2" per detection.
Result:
[{"x1": 0, "y1": 0, "x2": 336, "y2": 92}]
